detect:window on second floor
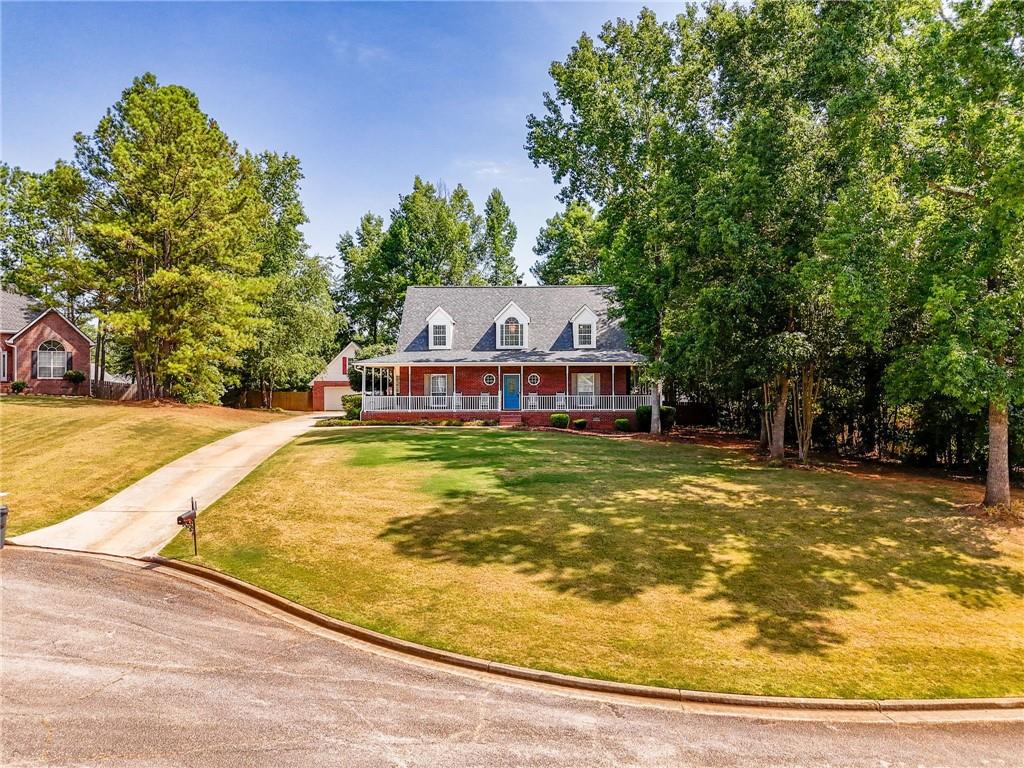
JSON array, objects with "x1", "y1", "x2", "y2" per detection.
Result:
[
  {"x1": 577, "y1": 323, "x2": 593, "y2": 347},
  {"x1": 426, "y1": 306, "x2": 454, "y2": 350},
  {"x1": 501, "y1": 317, "x2": 523, "y2": 347},
  {"x1": 572, "y1": 305, "x2": 598, "y2": 348}
]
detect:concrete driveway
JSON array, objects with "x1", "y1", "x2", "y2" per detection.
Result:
[
  {"x1": 11, "y1": 414, "x2": 319, "y2": 557},
  {"x1": 2, "y1": 548, "x2": 1020, "y2": 768}
]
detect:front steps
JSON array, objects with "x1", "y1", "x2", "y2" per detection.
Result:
[{"x1": 499, "y1": 413, "x2": 522, "y2": 427}]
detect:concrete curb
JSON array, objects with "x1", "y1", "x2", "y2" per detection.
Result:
[{"x1": 143, "y1": 554, "x2": 1024, "y2": 714}]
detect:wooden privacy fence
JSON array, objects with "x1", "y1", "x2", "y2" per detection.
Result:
[
  {"x1": 93, "y1": 381, "x2": 138, "y2": 401},
  {"x1": 241, "y1": 390, "x2": 313, "y2": 411}
]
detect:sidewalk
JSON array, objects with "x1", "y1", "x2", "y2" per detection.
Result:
[{"x1": 13, "y1": 414, "x2": 319, "y2": 557}]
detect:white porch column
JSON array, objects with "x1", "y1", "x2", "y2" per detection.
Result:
[
  {"x1": 408, "y1": 365, "x2": 412, "y2": 409},
  {"x1": 612, "y1": 364, "x2": 616, "y2": 408},
  {"x1": 498, "y1": 365, "x2": 502, "y2": 411},
  {"x1": 452, "y1": 364, "x2": 457, "y2": 411}
]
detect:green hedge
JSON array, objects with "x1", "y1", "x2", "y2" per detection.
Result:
[
  {"x1": 614, "y1": 418, "x2": 631, "y2": 432},
  {"x1": 550, "y1": 413, "x2": 570, "y2": 428},
  {"x1": 635, "y1": 405, "x2": 677, "y2": 433},
  {"x1": 341, "y1": 393, "x2": 362, "y2": 420},
  {"x1": 572, "y1": 418, "x2": 587, "y2": 430}
]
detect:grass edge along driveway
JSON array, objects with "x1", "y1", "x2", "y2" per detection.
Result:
[
  {"x1": 163, "y1": 427, "x2": 1024, "y2": 699},
  {"x1": 0, "y1": 397, "x2": 286, "y2": 536}
]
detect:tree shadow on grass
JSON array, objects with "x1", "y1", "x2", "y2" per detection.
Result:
[{"x1": 304, "y1": 428, "x2": 1024, "y2": 655}]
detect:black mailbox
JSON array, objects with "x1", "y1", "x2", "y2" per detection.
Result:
[{"x1": 177, "y1": 497, "x2": 198, "y2": 554}]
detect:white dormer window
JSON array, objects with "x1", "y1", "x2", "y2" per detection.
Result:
[
  {"x1": 494, "y1": 300, "x2": 530, "y2": 349},
  {"x1": 426, "y1": 306, "x2": 453, "y2": 350},
  {"x1": 571, "y1": 305, "x2": 598, "y2": 349},
  {"x1": 501, "y1": 317, "x2": 523, "y2": 347}
]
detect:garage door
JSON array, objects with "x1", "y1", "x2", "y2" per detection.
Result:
[{"x1": 323, "y1": 386, "x2": 348, "y2": 411}]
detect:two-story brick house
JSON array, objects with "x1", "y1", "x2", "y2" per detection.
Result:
[{"x1": 356, "y1": 285, "x2": 649, "y2": 430}]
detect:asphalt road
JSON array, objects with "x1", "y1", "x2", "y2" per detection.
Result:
[{"x1": 2, "y1": 548, "x2": 1021, "y2": 768}]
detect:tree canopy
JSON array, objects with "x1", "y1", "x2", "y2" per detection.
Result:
[{"x1": 527, "y1": 1, "x2": 1022, "y2": 502}]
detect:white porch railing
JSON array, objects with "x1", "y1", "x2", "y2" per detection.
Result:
[
  {"x1": 363, "y1": 393, "x2": 501, "y2": 412},
  {"x1": 362, "y1": 393, "x2": 649, "y2": 413},
  {"x1": 520, "y1": 393, "x2": 649, "y2": 411}
]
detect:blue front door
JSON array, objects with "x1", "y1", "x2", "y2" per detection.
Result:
[{"x1": 502, "y1": 374, "x2": 520, "y2": 410}]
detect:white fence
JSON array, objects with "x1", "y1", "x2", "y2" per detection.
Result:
[{"x1": 362, "y1": 393, "x2": 649, "y2": 413}]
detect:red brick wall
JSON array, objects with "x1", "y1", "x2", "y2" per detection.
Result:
[
  {"x1": 393, "y1": 365, "x2": 632, "y2": 396},
  {"x1": 312, "y1": 380, "x2": 354, "y2": 411},
  {"x1": 361, "y1": 410, "x2": 635, "y2": 431},
  {"x1": 0, "y1": 333, "x2": 14, "y2": 392},
  {"x1": 521, "y1": 411, "x2": 636, "y2": 431},
  {"x1": 6, "y1": 313, "x2": 92, "y2": 396}
]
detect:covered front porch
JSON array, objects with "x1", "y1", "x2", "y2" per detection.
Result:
[{"x1": 358, "y1": 363, "x2": 649, "y2": 419}]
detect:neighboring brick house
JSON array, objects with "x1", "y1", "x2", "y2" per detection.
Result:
[
  {"x1": 310, "y1": 340, "x2": 360, "y2": 411},
  {"x1": 0, "y1": 288, "x2": 94, "y2": 396},
  {"x1": 357, "y1": 286, "x2": 649, "y2": 430}
]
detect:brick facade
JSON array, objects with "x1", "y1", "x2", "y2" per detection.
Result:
[
  {"x1": 311, "y1": 380, "x2": 354, "y2": 411},
  {"x1": 0, "y1": 311, "x2": 93, "y2": 396},
  {"x1": 390, "y1": 365, "x2": 631, "y2": 397},
  {"x1": 363, "y1": 364, "x2": 639, "y2": 431}
]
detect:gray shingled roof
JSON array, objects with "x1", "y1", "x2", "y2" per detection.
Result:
[
  {"x1": 0, "y1": 287, "x2": 42, "y2": 333},
  {"x1": 359, "y1": 285, "x2": 645, "y2": 365}
]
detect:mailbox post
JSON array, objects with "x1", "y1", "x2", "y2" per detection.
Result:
[{"x1": 177, "y1": 497, "x2": 198, "y2": 556}]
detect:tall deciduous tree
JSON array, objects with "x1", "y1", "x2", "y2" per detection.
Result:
[
  {"x1": 527, "y1": 9, "x2": 714, "y2": 433},
  {"x1": 530, "y1": 201, "x2": 602, "y2": 285},
  {"x1": 892, "y1": 0, "x2": 1022, "y2": 506},
  {"x1": 0, "y1": 161, "x2": 94, "y2": 323},
  {"x1": 74, "y1": 73, "x2": 266, "y2": 402},
  {"x1": 243, "y1": 152, "x2": 338, "y2": 407},
  {"x1": 335, "y1": 212, "x2": 399, "y2": 344},
  {"x1": 248, "y1": 253, "x2": 338, "y2": 407},
  {"x1": 382, "y1": 176, "x2": 482, "y2": 291},
  {"x1": 481, "y1": 188, "x2": 519, "y2": 285}
]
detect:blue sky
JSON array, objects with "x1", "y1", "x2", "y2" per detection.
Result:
[{"x1": 2, "y1": 1, "x2": 674, "y2": 281}]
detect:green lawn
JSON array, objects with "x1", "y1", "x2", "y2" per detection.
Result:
[
  {"x1": 0, "y1": 396, "x2": 285, "y2": 535},
  {"x1": 163, "y1": 427, "x2": 1024, "y2": 699}
]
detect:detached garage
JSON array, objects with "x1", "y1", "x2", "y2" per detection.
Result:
[
  {"x1": 322, "y1": 385, "x2": 349, "y2": 411},
  {"x1": 310, "y1": 341, "x2": 360, "y2": 411}
]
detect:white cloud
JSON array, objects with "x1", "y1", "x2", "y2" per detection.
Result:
[
  {"x1": 326, "y1": 33, "x2": 391, "y2": 67},
  {"x1": 455, "y1": 159, "x2": 535, "y2": 183}
]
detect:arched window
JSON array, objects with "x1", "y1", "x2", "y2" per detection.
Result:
[
  {"x1": 501, "y1": 317, "x2": 523, "y2": 347},
  {"x1": 37, "y1": 339, "x2": 67, "y2": 379}
]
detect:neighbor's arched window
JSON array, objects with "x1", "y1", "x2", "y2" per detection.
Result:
[
  {"x1": 37, "y1": 339, "x2": 67, "y2": 379},
  {"x1": 501, "y1": 317, "x2": 523, "y2": 347}
]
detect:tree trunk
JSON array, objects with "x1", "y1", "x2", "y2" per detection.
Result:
[
  {"x1": 769, "y1": 376, "x2": 789, "y2": 462},
  {"x1": 649, "y1": 381, "x2": 662, "y2": 435},
  {"x1": 92, "y1": 327, "x2": 103, "y2": 389},
  {"x1": 758, "y1": 413, "x2": 769, "y2": 454},
  {"x1": 99, "y1": 335, "x2": 107, "y2": 391},
  {"x1": 792, "y1": 364, "x2": 819, "y2": 465},
  {"x1": 984, "y1": 397, "x2": 1011, "y2": 507}
]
